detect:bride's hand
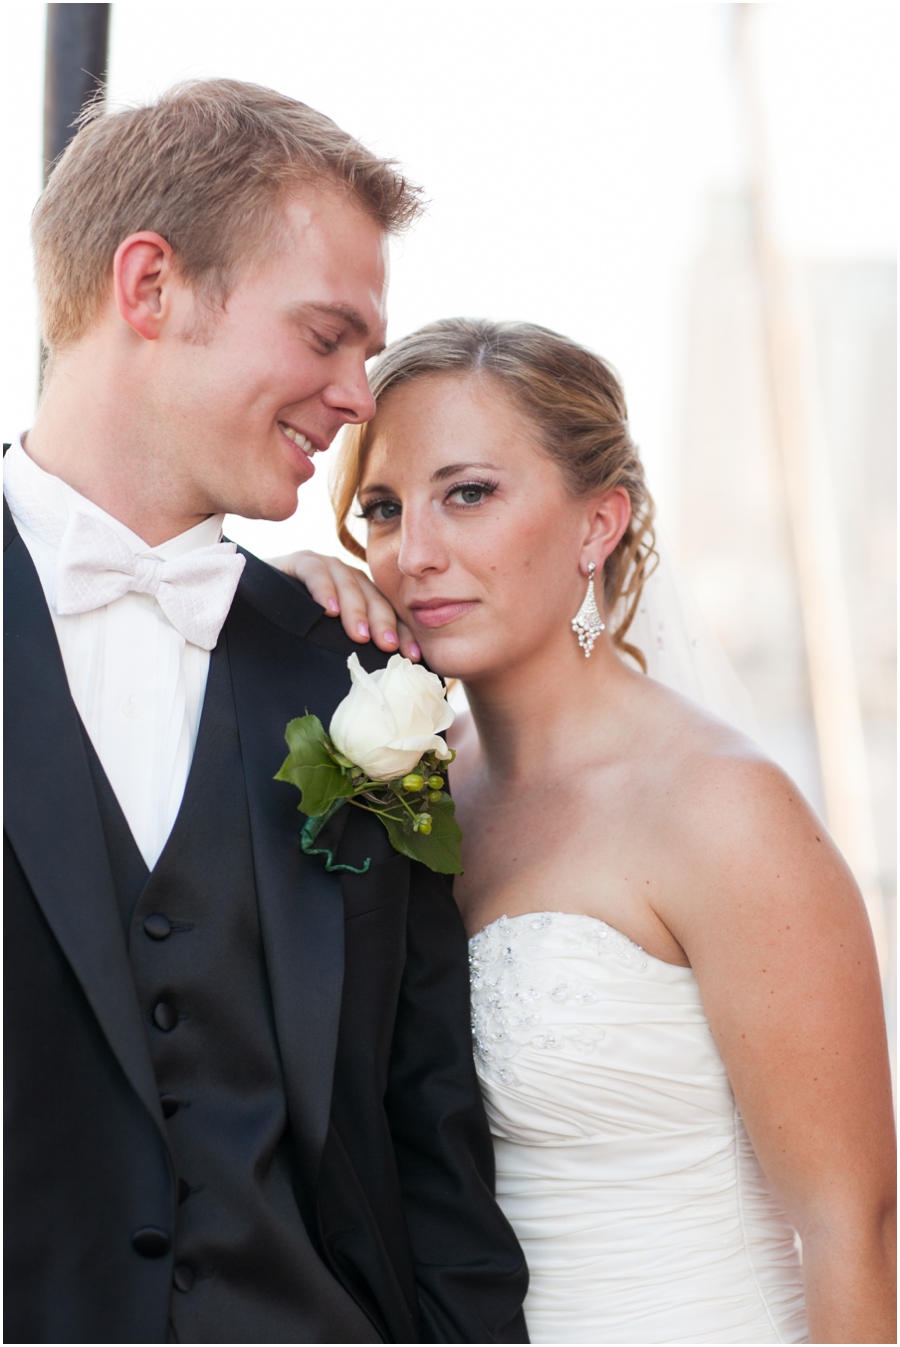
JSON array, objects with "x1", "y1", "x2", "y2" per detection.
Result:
[{"x1": 270, "y1": 551, "x2": 421, "y2": 661}]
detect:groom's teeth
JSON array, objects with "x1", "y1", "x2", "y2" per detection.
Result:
[{"x1": 279, "y1": 423, "x2": 316, "y2": 456}]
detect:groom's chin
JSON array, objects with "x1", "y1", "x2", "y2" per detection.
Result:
[{"x1": 226, "y1": 486, "x2": 303, "y2": 525}]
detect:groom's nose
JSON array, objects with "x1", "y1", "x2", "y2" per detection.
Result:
[{"x1": 322, "y1": 356, "x2": 377, "y2": 426}]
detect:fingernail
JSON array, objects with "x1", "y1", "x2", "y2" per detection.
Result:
[
  {"x1": 384, "y1": 630, "x2": 398, "y2": 645},
  {"x1": 357, "y1": 621, "x2": 370, "y2": 638},
  {"x1": 327, "y1": 599, "x2": 339, "y2": 614},
  {"x1": 410, "y1": 643, "x2": 421, "y2": 660}
]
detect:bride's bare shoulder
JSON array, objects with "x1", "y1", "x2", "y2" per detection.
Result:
[
  {"x1": 633, "y1": 676, "x2": 830, "y2": 865},
  {"x1": 632, "y1": 673, "x2": 765, "y2": 776},
  {"x1": 635, "y1": 680, "x2": 854, "y2": 923}
]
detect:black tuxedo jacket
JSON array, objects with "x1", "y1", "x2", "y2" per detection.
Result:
[{"x1": 3, "y1": 502, "x2": 528, "y2": 1344}]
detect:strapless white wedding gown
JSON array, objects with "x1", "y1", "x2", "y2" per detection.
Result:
[{"x1": 469, "y1": 912, "x2": 808, "y2": 1344}]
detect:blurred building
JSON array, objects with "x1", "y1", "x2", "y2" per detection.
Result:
[{"x1": 674, "y1": 190, "x2": 896, "y2": 1016}]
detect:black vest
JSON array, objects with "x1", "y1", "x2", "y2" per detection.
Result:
[{"x1": 82, "y1": 636, "x2": 380, "y2": 1344}]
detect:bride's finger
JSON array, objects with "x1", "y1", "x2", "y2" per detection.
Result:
[
  {"x1": 396, "y1": 620, "x2": 422, "y2": 663},
  {"x1": 359, "y1": 582, "x2": 420, "y2": 658},
  {"x1": 270, "y1": 551, "x2": 341, "y2": 615},
  {"x1": 330, "y1": 569, "x2": 403, "y2": 652},
  {"x1": 269, "y1": 551, "x2": 416, "y2": 657}
]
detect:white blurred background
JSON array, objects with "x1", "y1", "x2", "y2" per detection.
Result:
[{"x1": 3, "y1": 2, "x2": 896, "y2": 1015}]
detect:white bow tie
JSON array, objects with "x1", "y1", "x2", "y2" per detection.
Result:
[{"x1": 55, "y1": 511, "x2": 246, "y2": 650}]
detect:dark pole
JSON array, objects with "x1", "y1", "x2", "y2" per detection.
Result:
[{"x1": 43, "y1": 3, "x2": 110, "y2": 182}]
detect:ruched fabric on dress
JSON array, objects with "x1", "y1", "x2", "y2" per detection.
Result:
[{"x1": 469, "y1": 912, "x2": 808, "y2": 1345}]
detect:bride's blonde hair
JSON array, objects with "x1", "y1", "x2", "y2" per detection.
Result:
[{"x1": 333, "y1": 318, "x2": 658, "y2": 670}]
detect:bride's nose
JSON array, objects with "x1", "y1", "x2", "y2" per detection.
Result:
[{"x1": 396, "y1": 510, "x2": 449, "y2": 578}]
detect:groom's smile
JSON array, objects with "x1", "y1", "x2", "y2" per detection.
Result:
[{"x1": 278, "y1": 421, "x2": 323, "y2": 459}]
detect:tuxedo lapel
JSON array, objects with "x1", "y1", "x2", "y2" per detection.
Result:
[
  {"x1": 3, "y1": 506, "x2": 166, "y2": 1137},
  {"x1": 225, "y1": 559, "x2": 354, "y2": 1190}
]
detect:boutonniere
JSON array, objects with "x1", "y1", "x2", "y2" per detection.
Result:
[{"x1": 276, "y1": 654, "x2": 463, "y2": 875}]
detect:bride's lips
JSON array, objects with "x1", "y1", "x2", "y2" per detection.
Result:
[{"x1": 408, "y1": 598, "x2": 480, "y2": 629}]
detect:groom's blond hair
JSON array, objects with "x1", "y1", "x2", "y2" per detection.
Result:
[{"x1": 32, "y1": 79, "x2": 421, "y2": 352}]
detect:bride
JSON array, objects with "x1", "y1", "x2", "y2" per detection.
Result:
[{"x1": 277, "y1": 318, "x2": 895, "y2": 1344}]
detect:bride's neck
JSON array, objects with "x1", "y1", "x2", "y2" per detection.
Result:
[{"x1": 462, "y1": 633, "x2": 636, "y2": 784}]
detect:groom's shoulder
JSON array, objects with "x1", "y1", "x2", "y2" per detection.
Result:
[{"x1": 232, "y1": 547, "x2": 389, "y2": 672}]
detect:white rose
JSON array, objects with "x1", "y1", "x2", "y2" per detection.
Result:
[{"x1": 329, "y1": 653, "x2": 455, "y2": 781}]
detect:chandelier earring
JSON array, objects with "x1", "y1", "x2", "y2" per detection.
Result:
[{"x1": 571, "y1": 561, "x2": 605, "y2": 657}]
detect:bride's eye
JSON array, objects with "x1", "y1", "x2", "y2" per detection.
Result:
[
  {"x1": 446, "y1": 479, "x2": 499, "y2": 508},
  {"x1": 357, "y1": 497, "x2": 401, "y2": 523}
]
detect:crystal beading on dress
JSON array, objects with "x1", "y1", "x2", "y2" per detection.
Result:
[{"x1": 469, "y1": 913, "x2": 648, "y2": 1087}]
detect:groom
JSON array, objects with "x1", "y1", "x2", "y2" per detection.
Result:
[{"x1": 4, "y1": 79, "x2": 527, "y2": 1344}]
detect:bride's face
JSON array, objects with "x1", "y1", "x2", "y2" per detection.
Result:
[{"x1": 359, "y1": 373, "x2": 598, "y2": 682}]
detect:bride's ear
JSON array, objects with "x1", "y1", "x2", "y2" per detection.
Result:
[{"x1": 580, "y1": 487, "x2": 631, "y2": 574}]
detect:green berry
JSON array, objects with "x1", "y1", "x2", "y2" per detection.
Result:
[
  {"x1": 413, "y1": 813, "x2": 433, "y2": 834},
  {"x1": 427, "y1": 789, "x2": 443, "y2": 803},
  {"x1": 427, "y1": 775, "x2": 444, "y2": 791},
  {"x1": 402, "y1": 773, "x2": 424, "y2": 792}
]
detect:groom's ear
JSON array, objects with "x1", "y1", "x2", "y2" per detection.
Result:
[
  {"x1": 582, "y1": 486, "x2": 632, "y2": 568},
  {"x1": 112, "y1": 231, "x2": 177, "y2": 341}
]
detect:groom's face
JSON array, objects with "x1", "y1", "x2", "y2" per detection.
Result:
[{"x1": 156, "y1": 189, "x2": 389, "y2": 521}]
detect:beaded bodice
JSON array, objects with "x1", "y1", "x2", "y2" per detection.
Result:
[{"x1": 469, "y1": 911, "x2": 649, "y2": 1089}]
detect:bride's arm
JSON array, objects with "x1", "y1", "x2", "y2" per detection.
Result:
[
  {"x1": 269, "y1": 550, "x2": 420, "y2": 660},
  {"x1": 659, "y1": 758, "x2": 895, "y2": 1345}
]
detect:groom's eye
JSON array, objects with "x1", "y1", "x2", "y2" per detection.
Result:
[{"x1": 312, "y1": 330, "x2": 339, "y2": 354}]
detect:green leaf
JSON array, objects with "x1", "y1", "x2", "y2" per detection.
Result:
[
  {"x1": 275, "y1": 715, "x2": 354, "y2": 818},
  {"x1": 379, "y1": 793, "x2": 463, "y2": 875},
  {"x1": 283, "y1": 713, "x2": 330, "y2": 759}
]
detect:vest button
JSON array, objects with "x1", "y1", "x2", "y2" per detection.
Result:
[
  {"x1": 152, "y1": 1001, "x2": 179, "y2": 1032},
  {"x1": 173, "y1": 1263, "x2": 195, "y2": 1292},
  {"x1": 143, "y1": 913, "x2": 172, "y2": 940},
  {"x1": 132, "y1": 1227, "x2": 171, "y2": 1258},
  {"x1": 160, "y1": 1094, "x2": 180, "y2": 1118}
]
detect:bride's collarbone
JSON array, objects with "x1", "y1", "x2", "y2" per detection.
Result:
[
  {"x1": 455, "y1": 825, "x2": 691, "y2": 968},
  {"x1": 454, "y1": 714, "x2": 756, "y2": 966},
  {"x1": 452, "y1": 746, "x2": 704, "y2": 962}
]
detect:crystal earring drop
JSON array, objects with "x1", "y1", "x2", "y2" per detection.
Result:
[{"x1": 571, "y1": 561, "x2": 605, "y2": 657}]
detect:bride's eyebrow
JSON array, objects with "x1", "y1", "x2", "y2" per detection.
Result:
[
  {"x1": 431, "y1": 461, "x2": 501, "y2": 481},
  {"x1": 359, "y1": 462, "x2": 502, "y2": 498}
]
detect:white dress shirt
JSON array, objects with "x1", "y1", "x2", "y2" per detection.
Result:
[{"x1": 4, "y1": 438, "x2": 224, "y2": 869}]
